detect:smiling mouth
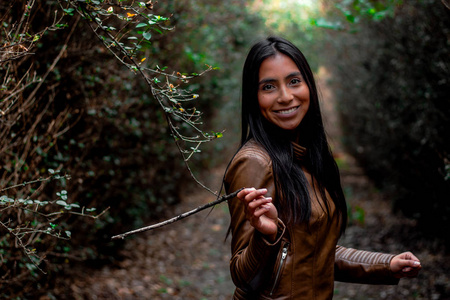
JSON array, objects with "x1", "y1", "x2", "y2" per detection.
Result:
[{"x1": 274, "y1": 106, "x2": 299, "y2": 115}]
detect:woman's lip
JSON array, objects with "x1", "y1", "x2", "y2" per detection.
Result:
[{"x1": 273, "y1": 106, "x2": 300, "y2": 115}]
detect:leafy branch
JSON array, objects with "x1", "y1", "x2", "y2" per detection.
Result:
[
  {"x1": 0, "y1": 171, "x2": 108, "y2": 274},
  {"x1": 311, "y1": 0, "x2": 403, "y2": 31},
  {"x1": 61, "y1": 0, "x2": 223, "y2": 195}
]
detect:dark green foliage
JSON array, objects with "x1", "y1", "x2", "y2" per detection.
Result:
[
  {"x1": 154, "y1": 0, "x2": 267, "y2": 161},
  {"x1": 325, "y1": 0, "x2": 450, "y2": 235},
  {"x1": 1, "y1": 0, "x2": 266, "y2": 297}
]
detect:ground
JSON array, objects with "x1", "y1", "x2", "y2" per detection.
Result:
[
  {"x1": 51, "y1": 159, "x2": 449, "y2": 300},
  {"x1": 49, "y1": 69, "x2": 449, "y2": 300}
]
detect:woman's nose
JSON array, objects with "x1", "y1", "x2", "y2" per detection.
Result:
[{"x1": 277, "y1": 86, "x2": 294, "y2": 103}]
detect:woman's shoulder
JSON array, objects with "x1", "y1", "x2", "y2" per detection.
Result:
[
  {"x1": 232, "y1": 139, "x2": 271, "y2": 164},
  {"x1": 225, "y1": 139, "x2": 273, "y2": 188}
]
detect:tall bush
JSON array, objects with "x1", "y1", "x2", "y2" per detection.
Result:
[
  {"x1": 0, "y1": 0, "x2": 266, "y2": 297},
  {"x1": 323, "y1": 0, "x2": 450, "y2": 235}
]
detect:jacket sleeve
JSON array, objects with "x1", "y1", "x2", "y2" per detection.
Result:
[
  {"x1": 334, "y1": 245, "x2": 399, "y2": 285},
  {"x1": 224, "y1": 145, "x2": 286, "y2": 292}
]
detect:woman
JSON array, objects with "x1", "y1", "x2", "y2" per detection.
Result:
[{"x1": 224, "y1": 36, "x2": 421, "y2": 299}]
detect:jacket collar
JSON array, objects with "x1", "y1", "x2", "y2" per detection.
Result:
[{"x1": 292, "y1": 142, "x2": 307, "y2": 162}]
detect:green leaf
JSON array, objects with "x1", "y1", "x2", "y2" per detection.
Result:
[
  {"x1": 136, "y1": 23, "x2": 147, "y2": 28},
  {"x1": 373, "y1": 11, "x2": 388, "y2": 21},
  {"x1": 310, "y1": 18, "x2": 343, "y2": 30},
  {"x1": 346, "y1": 14, "x2": 355, "y2": 23},
  {"x1": 142, "y1": 32, "x2": 152, "y2": 40},
  {"x1": 63, "y1": 8, "x2": 75, "y2": 16},
  {"x1": 56, "y1": 200, "x2": 67, "y2": 206},
  {"x1": 34, "y1": 200, "x2": 48, "y2": 206},
  {"x1": 367, "y1": 8, "x2": 377, "y2": 15}
]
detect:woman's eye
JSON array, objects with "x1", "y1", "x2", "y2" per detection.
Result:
[
  {"x1": 262, "y1": 84, "x2": 274, "y2": 91},
  {"x1": 290, "y1": 78, "x2": 301, "y2": 85}
]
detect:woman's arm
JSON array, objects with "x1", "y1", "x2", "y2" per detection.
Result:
[
  {"x1": 335, "y1": 246, "x2": 421, "y2": 284},
  {"x1": 225, "y1": 144, "x2": 285, "y2": 291},
  {"x1": 334, "y1": 245, "x2": 399, "y2": 284}
]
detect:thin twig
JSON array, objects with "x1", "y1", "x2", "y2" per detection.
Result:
[
  {"x1": 0, "y1": 174, "x2": 70, "y2": 192},
  {"x1": 43, "y1": 206, "x2": 110, "y2": 219},
  {"x1": 0, "y1": 220, "x2": 47, "y2": 274},
  {"x1": 163, "y1": 114, "x2": 217, "y2": 196},
  {"x1": 111, "y1": 188, "x2": 243, "y2": 240},
  {"x1": 23, "y1": 15, "x2": 80, "y2": 106}
]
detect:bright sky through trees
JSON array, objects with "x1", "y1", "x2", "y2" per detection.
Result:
[{"x1": 250, "y1": 0, "x2": 320, "y2": 29}]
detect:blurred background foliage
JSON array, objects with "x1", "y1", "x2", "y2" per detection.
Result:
[
  {"x1": 321, "y1": 0, "x2": 450, "y2": 236},
  {"x1": 0, "y1": 0, "x2": 449, "y2": 298}
]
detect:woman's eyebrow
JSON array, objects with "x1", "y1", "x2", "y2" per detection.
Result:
[
  {"x1": 258, "y1": 72, "x2": 303, "y2": 85},
  {"x1": 258, "y1": 77, "x2": 276, "y2": 85},
  {"x1": 287, "y1": 71, "x2": 303, "y2": 78}
]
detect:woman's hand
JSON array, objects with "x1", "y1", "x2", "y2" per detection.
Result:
[
  {"x1": 390, "y1": 252, "x2": 422, "y2": 278},
  {"x1": 237, "y1": 188, "x2": 278, "y2": 241}
]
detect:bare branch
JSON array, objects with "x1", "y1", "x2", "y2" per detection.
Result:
[{"x1": 111, "y1": 188, "x2": 243, "y2": 240}]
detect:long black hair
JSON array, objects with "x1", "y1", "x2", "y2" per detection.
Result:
[{"x1": 241, "y1": 36, "x2": 347, "y2": 235}]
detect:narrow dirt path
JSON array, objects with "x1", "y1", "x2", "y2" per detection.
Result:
[
  {"x1": 52, "y1": 68, "x2": 448, "y2": 300},
  {"x1": 58, "y1": 166, "x2": 235, "y2": 300}
]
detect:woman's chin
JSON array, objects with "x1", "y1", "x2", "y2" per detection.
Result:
[{"x1": 276, "y1": 122, "x2": 300, "y2": 132}]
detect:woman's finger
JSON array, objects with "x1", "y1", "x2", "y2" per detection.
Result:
[
  {"x1": 406, "y1": 252, "x2": 420, "y2": 262},
  {"x1": 245, "y1": 198, "x2": 272, "y2": 220},
  {"x1": 253, "y1": 203, "x2": 272, "y2": 218},
  {"x1": 402, "y1": 267, "x2": 412, "y2": 272},
  {"x1": 237, "y1": 187, "x2": 255, "y2": 199},
  {"x1": 244, "y1": 189, "x2": 267, "y2": 203},
  {"x1": 247, "y1": 197, "x2": 272, "y2": 210},
  {"x1": 237, "y1": 188, "x2": 268, "y2": 203}
]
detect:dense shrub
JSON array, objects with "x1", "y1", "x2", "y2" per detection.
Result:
[
  {"x1": 324, "y1": 0, "x2": 450, "y2": 235},
  {"x1": 0, "y1": 0, "x2": 266, "y2": 297}
]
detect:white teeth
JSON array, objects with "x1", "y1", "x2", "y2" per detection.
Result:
[{"x1": 276, "y1": 106, "x2": 298, "y2": 115}]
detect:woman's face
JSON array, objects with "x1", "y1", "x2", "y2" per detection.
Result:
[{"x1": 257, "y1": 53, "x2": 310, "y2": 132}]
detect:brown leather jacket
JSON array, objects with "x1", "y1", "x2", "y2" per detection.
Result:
[{"x1": 224, "y1": 140, "x2": 399, "y2": 299}]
